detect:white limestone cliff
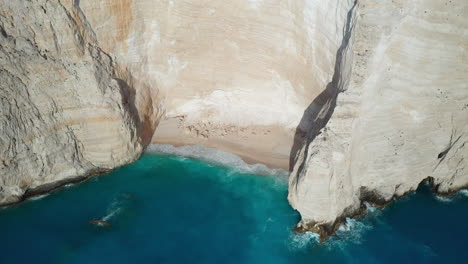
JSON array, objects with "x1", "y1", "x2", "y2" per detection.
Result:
[
  {"x1": 0, "y1": 0, "x2": 158, "y2": 204},
  {"x1": 1, "y1": 0, "x2": 467, "y2": 241},
  {"x1": 1, "y1": 0, "x2": 356, "y2": 204},
  {"x1": 288, "y1": 0, "x2": 468, "y2": 238},
  {"x1": 137, "y1": 0, "x2": 358, "y2": 169}
]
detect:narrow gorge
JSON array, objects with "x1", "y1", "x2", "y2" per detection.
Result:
[{"x1": 1, "y1": 0, "x2": 467, "y2": 243}]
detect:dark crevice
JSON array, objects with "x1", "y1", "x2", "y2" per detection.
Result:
[
  {"x1": 437, "y1": 134, "x2": 461, "y2": 160},
  {"x1": 437, "y1": 151, "x2": 446, "y2": 159},
  {"x1": 434, "y1": 128, "x2": 463, "y2": 171},
  {"x1": 115, "y1": 77, "x2": 142, "y2": 140},
  {"x1": 0, "y1": 25, "x2": 8, "y2": 38},
  {"x1": 289, "y1": 0, "x2": 357, "y2": 182}
]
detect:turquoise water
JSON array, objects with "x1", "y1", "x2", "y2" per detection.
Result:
[{"x1": 1, "y1": 153, "x2": 467, "y2": 263}]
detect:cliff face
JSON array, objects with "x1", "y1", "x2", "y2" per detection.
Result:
[
  {"x1": 0, "y1": 0, "x2": 156, "y2": 204},
  {"x1": 146, "y1": 0, "x2": 357, "y2": 168},
  {"x1": 1, "y1": 0, "x2": 467, "y2": 238},
  {"x1": 289, "y1": 0, "x2": 468, "y2": 237},
  {"x1": 0, "y1": 0, "x2": 354, "y2": 203}
]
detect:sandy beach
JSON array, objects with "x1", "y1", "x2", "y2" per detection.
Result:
[{"x1": 151, "y1": 117, "x2": 295, "y2": 170}]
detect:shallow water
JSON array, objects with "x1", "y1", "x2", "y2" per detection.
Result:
[{"x1": 0, "y1": 153, "x2": 467, "y2": 263}]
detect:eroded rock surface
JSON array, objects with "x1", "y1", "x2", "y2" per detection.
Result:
[
  {"x1": 1, "y1": 0, "x2": 467, "y2": 238},
  {"x1": 147, "y1": 0, "x2": 358, "y2": 168},
  {"x1": 288, "y1": 0, "x2": 468, "y2": 238},
  {"x1": 0, "y1": 0, "x2": 154, "y2": 204}
]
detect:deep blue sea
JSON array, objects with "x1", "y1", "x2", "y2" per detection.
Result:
[{"x1": 1, "y1": 152, "x2": 467, "y2": 264}]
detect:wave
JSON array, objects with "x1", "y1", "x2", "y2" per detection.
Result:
[
  {"x1": 30, "y1": 194, "x2": 49, "y2": 201},
  {"x1": 434, "y1": 189, "x2": 468, "y2": 203},
  {"x1": 364, "y1": 202, "x2": 377, "y2": 213},
  {"x1": 459, "y1": 189, "x2": 468, "y2": 197},
  {"x1": 288, "y1": 231, "x2": 319, "y2": 250},
  {"x1": 146, "y1": 144, "x2": 288, "y2": 178},
  {"x1": 335, "y1": 218, "x2": 373, "y2": 243},
  {"x1": 434, "y1": 195, "x2": 452, "y2": 203},
  {"x1": 100, "y1": 193, "x2": 132, "y2": 222},
  {"x1": 102, "y1": 207, "x2": 123, "y2": 222},
  {"x1": 298, "y1": 217, "x2": 373, "y2": 254},
  {"x1": 287, "y1": 217, "x2": 374, "y2": 251}
]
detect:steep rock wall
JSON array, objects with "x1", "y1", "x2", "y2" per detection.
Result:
[
  {"x1": 0, "y1": 0, "x2": 152, "y2": 205},
  {"x1": 2, "y1": 0, "x2": 466, "y2": 235},
  {"x1": 142, "y1": 0, "x2": 357, "y2": 169},
  {"x1": 289, "y1": 0, "x2": 468, "y2": 238},
  {"x1": 0, "y1": 0, "x2": 356, "y2": 203}
]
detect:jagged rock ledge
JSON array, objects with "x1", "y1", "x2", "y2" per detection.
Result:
[
  {"x1": 0, "y1": 152, "x2": 142, "y2": 208},
  {"x1": 0, "y1": 0, "x2": 158, "y2": 206},
  {"x1": 1, "y1": 0, "x2": 466, "y2": 243},
  {"x1": 295, "y1": 178, "x2": 468, "y2": 242},
  {"x1": 0, "y1": 166, "x2": 113, "y2": 208},
  {"x1": 1, "y1": 173, "x2": 95, "y2": 208},
  {"x1": 288, "y1": 0, "x2": 467, "y2": 241}
]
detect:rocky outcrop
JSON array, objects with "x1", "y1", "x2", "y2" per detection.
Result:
[
  {"x1": 288, "y1": 0, "x2": 468, "y2": 239},
  {"x1": 0, "y1": 0, "x2": 158, "y2": 205},
  {"x1": 1, "y1": 0, "x2": 466, "y2": 239},
  {"x1": 3, "y1": 0, "x2": 351, "y2": 204}
]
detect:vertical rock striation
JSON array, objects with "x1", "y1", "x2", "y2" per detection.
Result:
[
  {"x1": 146, "y1": 0, "x2": 359, "y2": 169},
  {"x1": 1, "y1": 0, "x2": 466, "y2": 236},
  {"x1": 0, "y1": 0, "x2": 156, "y2": 205},
  {"x1": 289, "y1": 0, "x2": 468, "y2": 239}
]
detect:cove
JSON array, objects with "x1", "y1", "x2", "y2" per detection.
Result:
[{"x1": 0, "y1": 153, "x2": 467, "y2": 263}]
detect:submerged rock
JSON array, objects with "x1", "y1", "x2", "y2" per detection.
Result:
[{"x1": 90, "y1": 220, "x2": 111, "y2": 228}]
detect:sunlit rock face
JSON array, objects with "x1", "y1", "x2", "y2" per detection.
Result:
[
  {"x1": 0, "y1": 0, "x2": 354, "y2": 203},
  {"x1": 0, "y1": 0, "x2": 150, "y2": 204},
  {"x1": 288, "y1": 0, "x2": 468, "y2": 238},
  {"x1": 79, "y1": 0, "x2": 357, "y2": 169},
  {"x1": 1, "y1": 0, "x2": 466, "y2": 239}
]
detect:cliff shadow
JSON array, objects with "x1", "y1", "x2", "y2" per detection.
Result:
[
  {"x1": 289, "y1": 0, "x2": 357, "y2": 182},
  {"x1": 115, "y1": 76, "x2": 159, "y2": 147}
]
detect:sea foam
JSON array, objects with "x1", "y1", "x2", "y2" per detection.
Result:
[
  {"x1": 100, "y1": 193, "x2": 132, "y2": 222},
  {"x1": 364, "y1": 202, "x2": 377, "y2": 213},
  {"x1": 30, "y1": 194, "x2": 49, "y2": 201},
  {"x1": 146, "y1": 144, "x2": 288, "y2": 178},
  {"x1": 102, "y1": 207, "x2": 122, "y2": 222},
  {"x1": 434, "y1": 195, "x2": 453, "y2": 203},
  {"x1": 288, "y1": 231, "x2": 319, "y2": 250},
  {"x1": 434, "y1": 189, "x2": 468, "y2": 203}
]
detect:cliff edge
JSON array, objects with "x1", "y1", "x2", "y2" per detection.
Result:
[
  {"x1": 288, "y1": 0, "x2": 468, "y2": 239},
  {"x1": 1, "y1": 0, "x2": 467, "y2": 239},
  {"x1": 0, "y1": 0, "x2": 159, "y2": 204}
]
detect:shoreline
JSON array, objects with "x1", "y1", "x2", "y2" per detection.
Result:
[
  {"x1": 149, "y1": 139, "x2": 289, "y2": 171},
  {"x1": 1, "y1": 138, "x2": 290, "y2": 208},
  {"x1": 150, "y1": 117, "x2": 294, "y2": 171},
  {"x1": 296, "y1": 177, "x2": 468, "y2": 242},
  {"x1": 146, "y1": 144, "x2": 289, "y2": 177},
  {"x1": 0, "y1": 169, "x2": 106, "y2": 208},
  {"x1": 2, "y1": 141, "x2": 468, "y2": 245}
]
